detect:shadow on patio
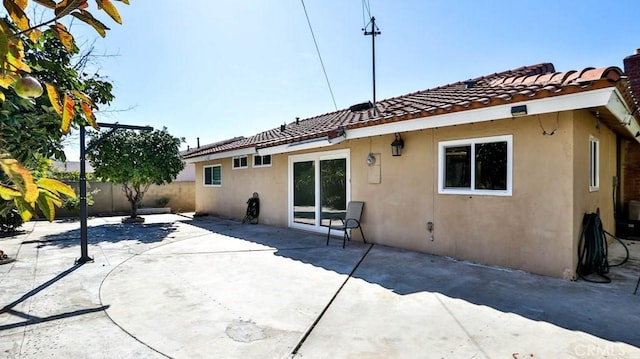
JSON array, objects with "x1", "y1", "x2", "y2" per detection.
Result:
[{"x1": 184, "y1": 215, "x2": 640, "y2": 347}]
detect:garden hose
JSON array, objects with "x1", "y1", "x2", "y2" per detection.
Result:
[{"x1": 576, "y1": 211, "x2": 629, "y2": 283}]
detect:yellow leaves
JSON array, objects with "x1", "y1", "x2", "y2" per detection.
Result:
[
  {"x1": 0, "y1": 74, "x2": 16, "y2": 89},
  {"x1": 3, "y1": 0, "x2": 31, "y2": 32},
  {"x1": 81, "y1": 101, "x2": 99, "y2": 129},
  {"x1": 28, "y1": 28, "x2": 43, "y2": 43},
  {"x1": 45, "y1": 82, "x2": 63, "y2": 114},
  {"x1": 33, "y1": 0, "x2": 57, "y2": 9},
  {"x1": 38, "y1": 178, "x2": 76, "y2": 199},
  {"x1": 48, "y1": 84, "x2": 100, "y2": 132},
  {"x1": 96, "y1": 0, "x2": 122, "y2": 24},
  {"x1": 37, "y1": 178, "x2": 76, "y2": 221},
  {"x1": 55, "y1": 0, "x2": 88, "y2": 18},
  {"x1": 0, "y1": 154, "x2": 39, "y2": 204},
  {"x1": 50, "y1": 23, "x2": 74, "y2": 52},
  {"x1": 14, "y1": 0, "x2": 28, "y2": 10},
  {"x1": 0, "y1": 183, "x2": 21, "y2": 200},
  {"x1": 0, "y1": 154, "x2": 76, "y2": 222},
  {"x1": 71, "y1": 9, "x2": 109, "y2": 37},
  {"x1": 61, "y1": 93, "x2": 75, "y2": 134},
  {"x1": 0, "y1": 24, "x2": 8, "y2": 60}
]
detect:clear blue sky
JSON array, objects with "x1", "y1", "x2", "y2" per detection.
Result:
[{"x1": 64, "y1": 0, "x2": 640, "y2": 159}]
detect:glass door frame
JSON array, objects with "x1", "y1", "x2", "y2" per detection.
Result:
[{"x1": 288, "y1": 149, "x2": 351, "y2": 233}]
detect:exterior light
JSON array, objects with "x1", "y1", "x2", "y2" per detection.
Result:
[
  {"x1": 391, "y1": 133, "x2": 404, "y2": 157},
  {"x1": 511, "y1": 105, "x2": 528, "y2": 117}
]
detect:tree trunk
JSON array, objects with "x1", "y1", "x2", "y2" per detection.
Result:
[{"x1": 130, "y1": 199, "x2": 138, "y2": 219}]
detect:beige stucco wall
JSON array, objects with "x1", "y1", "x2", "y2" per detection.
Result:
[
  {"x1": 571, "y1": 110, "x2": 618, "y2": 273},
  {"x1": 193, "y1": 110, "x2": 619, "y2": 278},
  {"x1": 58, "y1": 181, "x2": 195, "y2": 217},
  {"x1": 194, "y1": 156, "x2": 290, "y2": 226}
]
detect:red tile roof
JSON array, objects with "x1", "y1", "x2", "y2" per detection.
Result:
[{"x1": 184, "y1": 63, "x2": 626, "y2": 159}]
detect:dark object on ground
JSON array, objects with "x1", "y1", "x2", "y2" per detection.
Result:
[
  {"x1": 242, "y1": 193, "x2": 260, "y2": 224},
  {"x1": 0, "y1": 249, "x2": 15, "y2": 265},
  {"x1": 1, "y1": 208, "x2": 23, "y2": 234},
  {"x1": 122, "y1": 216, "x2": 145, "y2": 224}
]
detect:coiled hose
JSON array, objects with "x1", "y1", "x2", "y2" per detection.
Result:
[{"x1": 576, "y1": 211, "x2": 629, "y2": 283}]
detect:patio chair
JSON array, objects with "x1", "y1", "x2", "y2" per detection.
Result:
[{"x1": 326, "y1": 201, "x2": 366, "y2": 248}]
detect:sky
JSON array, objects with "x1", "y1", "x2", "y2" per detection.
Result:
[{"x1": 60, "y1": 0, "x2": 640, "y2": 160}]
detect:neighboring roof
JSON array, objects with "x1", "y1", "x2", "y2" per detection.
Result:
[{"x1": 184, "y1": 63, "x2": 630, "y2": 160}]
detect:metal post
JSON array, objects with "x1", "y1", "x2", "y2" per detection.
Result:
[
  {"x1": 76, "y1": 125, "x2": 92, "y2": 264},
  {"x1": 74, "y1": 122, "x2": 153, "y2": 264},
  {"x1": 364, "y1": 16, "x2": 381, "y2": 116}
]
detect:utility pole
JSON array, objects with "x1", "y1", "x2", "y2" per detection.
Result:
[
  {"x1": 76, "y1": 122, "x2": 153, "y2": 264},
  {"x1": 363, "y1": 16, "x2": 381, "y2": 116}
]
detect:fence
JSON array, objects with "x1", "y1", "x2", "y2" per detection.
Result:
[{"x1": 56, "y1": 181, "x2": 195, "y2": 217}]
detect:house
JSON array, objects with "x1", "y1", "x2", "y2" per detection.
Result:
[{"x1": 183, "y1": 50, "x2": 640, "y2": 279}]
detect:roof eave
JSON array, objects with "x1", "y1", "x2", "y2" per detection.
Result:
[
  {"x1": 184, "y1": 146, "x2": 257, "y2": 163},
  {"x1": 345, "y1": 86, "x2": 619, "y2": 140}
]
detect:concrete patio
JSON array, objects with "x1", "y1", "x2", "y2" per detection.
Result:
[{"x1": 1, "y1": 214, "x2": 639, "y2": 358}]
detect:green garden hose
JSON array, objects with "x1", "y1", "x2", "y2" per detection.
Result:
[{"x1": 577, "y1": 211, "x2": 629, "y2": 283}]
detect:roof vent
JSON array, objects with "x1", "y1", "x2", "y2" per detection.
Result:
[
  {"x1": 349, "y1": 101, "x2": 374, "y2": 112},
  {"x1": 296, "y1": 117, "x2": 300, "y2": 125},
  {"x1": 464, "y1": 80, "x2": 476, "y2": 89},
  {"x1": 280, "y1": 123, "x2": 286, "y2": 132}
]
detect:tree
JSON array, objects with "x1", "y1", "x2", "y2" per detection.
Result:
[
  {"x1": 0, "y1": 0, "x2": 128, "y2": 223},
  {"x1": 87, "y1": 128, "x2": 185, "y2": 220}
]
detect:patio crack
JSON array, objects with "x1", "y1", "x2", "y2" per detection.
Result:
[{"x1": 289, "y1": 243, "x2": 374, "y2": 357}]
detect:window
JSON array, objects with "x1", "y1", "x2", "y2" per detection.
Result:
[
  {"x1": 589, "y1": 136, "x2": 599, "y2": 191},
  {"x1": 204, "y1": 165, "x2": 221, "y2": 186},
  {"x1": 253, "y1": 154, "x2": 272, "y2": 168},
  {"x1": 439, "y1": 135, "x2": 512, "y2": 196},
  {"x1": 232, "y1": 155, "x2": 248, "y2": 169}
]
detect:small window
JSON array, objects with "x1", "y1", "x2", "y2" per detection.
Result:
[
  {"x1": 253, "y1": 154, "x2": 272, "y2": 168},
  {"x1": 439, "y1": 135, "x2": 512, "y2": 196},
  {"x1": 232, "y1": 155, "x2": 248, "y2": 169},
  {"x1": 204, "y1": 165, "x2": 221, "y2": 186},
  {"x1": 589, "y1": 136, "x2": 599, "y2": 191}
]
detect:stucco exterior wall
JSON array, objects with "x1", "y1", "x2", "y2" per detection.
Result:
[
  {"x1": 193, "y1": 110, "x2": 620, "y2": 278},
  {"x1": 571, "y1": 110, "x2": 617, "y2": 274},
  {"x1": 194, "y1": 155, "x2": 290, "y2": 226}
]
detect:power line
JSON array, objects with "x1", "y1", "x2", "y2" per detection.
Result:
[
  {"x1": 362, "y1": 0, "x2": 371, "y2": 27},
  {"x1": 300, "y1": 0, "x2": 338, "y2": 111}
]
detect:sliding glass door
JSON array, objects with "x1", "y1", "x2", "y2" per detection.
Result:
[{"x1": 289, "y1": 149, "x2": 350, "y2": 232}]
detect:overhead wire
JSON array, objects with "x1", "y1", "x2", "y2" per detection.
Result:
[
  {"x1": 300, "y1": 0, "x2": 338, "y2": 111},
  {"x1": 362, "y1": 0, "x2": 371, "y2": 27}
]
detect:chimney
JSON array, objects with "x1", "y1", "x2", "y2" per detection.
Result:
[{"x1": 623, "y1": 49, "x2": 640, "y2": 107}]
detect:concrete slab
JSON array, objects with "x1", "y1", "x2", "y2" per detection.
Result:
[{"x1": 1, "y1": 214, "x2": 639, "y2": 358}]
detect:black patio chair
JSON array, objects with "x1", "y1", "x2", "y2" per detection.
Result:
[{"x1": 326, "y1": 201, "x2": 366, "y2": 248}]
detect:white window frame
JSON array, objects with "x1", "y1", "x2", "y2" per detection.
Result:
[
  {"x1": 589, "y1": 136, "x2": 599, "y2": 192},
  {"x1": 253, "y1": 154, "x2": 272, "y2": 168},
  {"x1": 232, "y1": 155, "x2": 248, "y2": 169},
  {"x1": 438, "y1": 135, "x2": 513, "y2": 196},
  {"x1": 203, "y1": 164, "x2": 222, "y2": 187}
]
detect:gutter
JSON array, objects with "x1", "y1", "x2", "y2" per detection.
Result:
[
  {"x1": 257, "y1": 135, "x2": 345, "y2": 156},
  {"x1": 605, "y1": 89, "x2": 640, "y2": 142},
  {"x1": 183, "y1": 146, "x2": 257, "y2": 164}
]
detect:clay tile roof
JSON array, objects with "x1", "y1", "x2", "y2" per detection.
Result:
[{"x1": 183, "y1": 63, "x2": 625, "y2": 159}]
